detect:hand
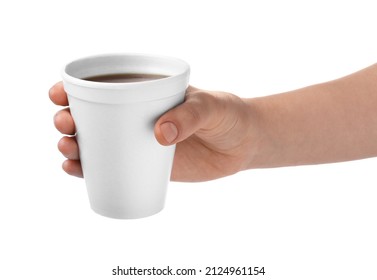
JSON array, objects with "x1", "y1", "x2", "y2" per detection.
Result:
[{"x1": 49, "y1": 82, "x2": 255, "y2": 182}]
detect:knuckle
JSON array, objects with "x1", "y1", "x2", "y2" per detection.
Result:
[
  {"x1": 184, "y1": 90, "x2": 220, "y2": 126},
  {"x1": 186, "y1": 104, "x2": 202, "y2": 124}
]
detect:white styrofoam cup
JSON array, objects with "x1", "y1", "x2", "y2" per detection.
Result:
[{"x1": 62, "y1": 53, "x2": 190, "y2": 219}]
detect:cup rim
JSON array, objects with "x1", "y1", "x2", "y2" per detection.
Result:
[
  {"x1": 61, "y1": 53, "x2": 190, "y2": 90},
  {"x1": 61, "y1": 53, "x2": 190, "y2": 103}
]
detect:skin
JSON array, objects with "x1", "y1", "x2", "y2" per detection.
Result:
[{"x1": 49, "y1": 63, "x2": 377, "y2": 182}]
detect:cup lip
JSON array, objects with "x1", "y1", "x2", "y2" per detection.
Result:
[{"x1": 61, "y1": 53, "x2": 190, "y2": 90}]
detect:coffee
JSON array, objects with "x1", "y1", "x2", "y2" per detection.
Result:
[{"x1": 83, "y1": 73, "x2": 168, "y2": 83}]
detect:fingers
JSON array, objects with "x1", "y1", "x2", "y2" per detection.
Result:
[
  {"x1": 54, "y1": 108, "x2": 76, "y2": 135},
  {"x1": 51, "y1": 81, "x2": 75, "y2": 134},
  {"x1": 62, "y1": 160, "x2": 83, "y2": 178},
  {"x1": 51, "y1": 81, "x2": 76, "y2": 135},
  {"x1": 58, "y1": 136, "x2": 83, "y2": 177},
  {"x1": 49, "y1": 81, "x2": 69, "y2": 106},
  {"x1": 50, "y1": 82, "x2": 82, "y2": 177},
  {"x1": 155, "y1": 87, "x2": 217, "y2": 145}
]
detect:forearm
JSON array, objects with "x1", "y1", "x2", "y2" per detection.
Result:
[{"x1": 245, "y1": 63, "x2": 377, "y2": 169}]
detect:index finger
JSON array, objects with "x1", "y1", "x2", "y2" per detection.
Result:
[{"x1": 49, "y1": 81, "x2": 69, "y2": 106}]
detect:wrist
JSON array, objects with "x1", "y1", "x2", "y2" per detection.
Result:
[{"x1": 241, "y1": 96, "x2": 277, "y2": 170}]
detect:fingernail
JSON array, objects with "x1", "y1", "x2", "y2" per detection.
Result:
[{"x1": 160, "y1": 122, "x2": 178, "y2": 144}]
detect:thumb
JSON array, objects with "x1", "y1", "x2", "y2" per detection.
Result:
[{"x1": 154, "y1": 88, "x2": 214, "y2": 145}]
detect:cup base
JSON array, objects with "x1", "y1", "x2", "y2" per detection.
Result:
[{"x1": 90, "y1": 204, "x2": 165, "y2": 219}]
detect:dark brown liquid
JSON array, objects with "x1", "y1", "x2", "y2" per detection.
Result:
[{"x1": 83, "y1": 73, "x2": 168, "y2": 83}]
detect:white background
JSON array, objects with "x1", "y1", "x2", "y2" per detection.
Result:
[{"x1": 1, "y1": 0, "x2": 376, "y2": 279}]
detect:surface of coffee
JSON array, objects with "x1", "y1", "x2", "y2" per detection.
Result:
[{"x1": 83, "y1": 73, "x2": 168, "y2": 83}]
